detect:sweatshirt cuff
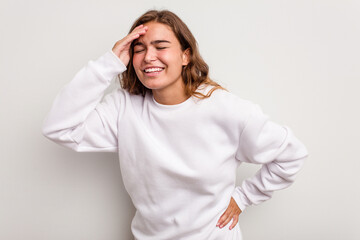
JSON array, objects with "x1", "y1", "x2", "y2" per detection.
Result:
[
  {"x1": 109, "y1": 50, "x2": 128, "y2": 69},
  {"x1": 90, "y1": 50, "x2": 127, "y2": 82}
]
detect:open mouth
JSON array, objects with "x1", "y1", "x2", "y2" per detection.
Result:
[{"x1": 143, "y1": 67, "x2": 165, "y2": 73}]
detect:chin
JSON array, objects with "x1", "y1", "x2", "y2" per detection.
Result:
[{"x1": 140, "y1": 79, "x2": 166, "y2": 90}]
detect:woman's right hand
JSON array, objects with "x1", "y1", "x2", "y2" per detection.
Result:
[{"x1": 112, "y1": 24, "x2": 148, "y2": 66}]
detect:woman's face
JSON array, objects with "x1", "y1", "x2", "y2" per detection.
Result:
[{"x1": 132, "y1": 22, "x2": 189, "y2": 95}]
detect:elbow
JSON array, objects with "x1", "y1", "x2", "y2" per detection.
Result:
[
  {"x1": 41, "y1": 122, "x2": 52, "y2": 140},
  {"x1": 289, "y1": 141, "x2": 309, "y2": 176},
  {"x1": 41, "y1": 120, "x2": 57, "y2": 141},
  {"x1": 41, "y1": 121, "x2": 84, "y2": 153},
  {"x1": 269, "y1": 143, "x2": 309, "y2": 183},
  {"x1": 271, "y1": 150, "x2": 308, "y2": 184},
  {"x1": 41, "y1": 124, "x2": 81, "y2": 152},
  {"x1": 41, "y1": 120, "x2": 66, "y2": 145},
  {"x1": 284, "y1": 126, "x2": 309, "y2": 161}
]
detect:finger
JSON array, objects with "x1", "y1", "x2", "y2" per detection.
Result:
[
  {"x1": 130, "y1": 25, "x2": 148, "y2": 37},
  {"x1": 219, "y1": 210, "x2": 235, "y2": 228},
  {"x1": 216, "y1": 199, "x2": 236, "y2": 226},
  {"x1": 114, "y1": 25, "x2": 148, "y2": 49},
  {"x1": 124, "y1": 26, "x2": 148, "y2": 44},
  {"x1": 117, "y1": 32, "x2": 144, "y2": 52},
  {"x1": 126, "y1": 24, "x2": 145, "y2": 37},
  {"x1": 133, "y1": 24, "x2": 145, "y2": 31},
  {"x1": 217, "y1": 207, "x2": 234, "y2": 227},
  {"x1": 229, "y1": 215, "x2": 239, "y2": 230},
  {"x1": 216, "y1": 208, "x2": 230, "y2": 227}
]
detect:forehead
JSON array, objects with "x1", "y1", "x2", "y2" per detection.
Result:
[{"x1": 136, "y1": 22, "x2": 178, "y2": 44}]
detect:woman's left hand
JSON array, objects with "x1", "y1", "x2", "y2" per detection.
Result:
[{"x1": 216, "y1": 197, "x2": 242, "y2": 230}]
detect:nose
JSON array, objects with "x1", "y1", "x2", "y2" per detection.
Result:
[{"x1": 144, "y1": 48, "x2": 157, "y2": 63}]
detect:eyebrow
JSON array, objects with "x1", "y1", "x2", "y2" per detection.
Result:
[{"x1": 134, "y1": 40, "x2": 171, "y2": 46}]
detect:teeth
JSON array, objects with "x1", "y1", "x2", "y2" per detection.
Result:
[{"x1": 144, "y1": 68, "x2": 163, "y2": 73}]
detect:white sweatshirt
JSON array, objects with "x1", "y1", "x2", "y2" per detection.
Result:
[{"x1": 42, "y1": 50, "x2": 308, "y2": 240}]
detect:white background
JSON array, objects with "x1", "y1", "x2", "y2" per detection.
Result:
[{"x1": 1, "y1": 0, "x2": 359, "y2": 239}]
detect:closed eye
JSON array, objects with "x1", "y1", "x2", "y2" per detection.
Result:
[
  {"x1": 134, "y1": 47, "x2": 167, "y2": 53},
  {"x1": 134, "y1": 49, "x2": 145, "y2": 53}
]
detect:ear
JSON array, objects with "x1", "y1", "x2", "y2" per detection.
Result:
[{"x1": 182, "y1": 48, "x2": 190, "y2": 66}]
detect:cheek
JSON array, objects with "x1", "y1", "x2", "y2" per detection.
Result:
[
  {"x1": 132, "y1": 55, "x2": 141, "y2": 68},
  {"x1": 132, "y1": 56, "x2": 143, "y2": 79},
  {"x1": 155, "y1": 52, "x2": 168, "y2": 64},
  {"x1": 158, "y1": 51, "x2": 182, "y2": 68}
]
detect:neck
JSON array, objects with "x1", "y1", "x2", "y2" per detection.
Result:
[{"x1": 152, "y1": 81, "x2": 189, "y2": 105}]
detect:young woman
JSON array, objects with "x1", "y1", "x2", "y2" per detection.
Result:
[{"x1": 42, "y1": 10, "x2": 308, "y2": 240}]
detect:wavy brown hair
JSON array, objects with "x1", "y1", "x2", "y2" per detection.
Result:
[{"x1": 120, "y1": 9, "x2": 226, "y2": 99}]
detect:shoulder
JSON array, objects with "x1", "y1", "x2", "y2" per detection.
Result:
[
  {"x1": 109, "y1": 87, "x2": 144, "y2": 101},
  {"x1": 195, "y1": 84, "x2": 258, "y2": 128},
  {"x1": 197, "y1": 84, "x2": 255, "y2": 113},
  {"x1": 99, "y1": 87, "x2": 136, "y2": 111},
  {"x1": 98, "y1": 87, "x2": 146, "y2": 119}
]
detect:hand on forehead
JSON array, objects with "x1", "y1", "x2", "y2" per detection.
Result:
[{"x1": 134, "y1": 22, "x2": 176, "y2": 45}]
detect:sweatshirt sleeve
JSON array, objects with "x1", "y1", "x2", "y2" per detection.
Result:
[
  {"x1": 231, "y1": 103, "x2": 309, "y2": 211},
  {"x1": 41, "y1": 50, "x2": 127, "y2": 152}
]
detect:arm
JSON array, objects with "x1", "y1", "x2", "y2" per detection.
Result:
[
  {"x1": 41, "y1": 51, "x2": 127, "y2": 152},
  {"x1": 42, "y1": 25, "x2": 149, "y2": 152},
  {"x1": 217, "y1": 103, "x2": 308, "y2": 229},
  {"x1": 232, "y1": 103, "x2": 309, "y2": 210}
]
